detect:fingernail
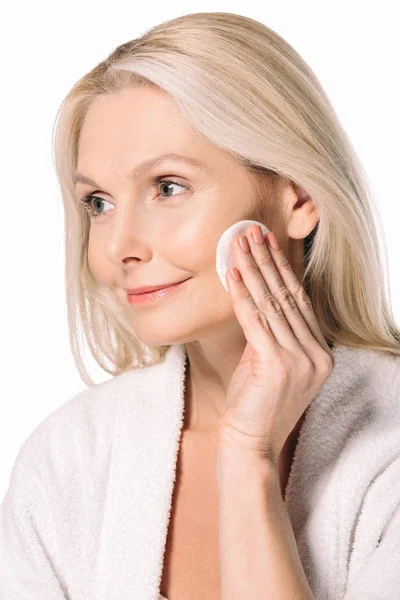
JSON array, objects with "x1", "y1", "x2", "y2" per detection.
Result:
[
  {"x1": 267, "y1": 232, "x2": 280, "y2": 250},
  {"x1": 230, "y1": 267, "x2": 242, "y2": 282},
  {"x1": 238, "y1": 235, "x2": 250, "y2": 253},
  {"x1": 251, "y1": 226, "x2": 265, "y2": 245}
]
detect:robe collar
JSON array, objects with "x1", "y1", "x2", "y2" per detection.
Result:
[{"x1": 93, "y1": 341, "x2": 389, "y2": 599}]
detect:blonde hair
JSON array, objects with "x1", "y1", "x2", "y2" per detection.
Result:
[{"x1": 52, "y1": 11, "x2": 400, "y2": 387}]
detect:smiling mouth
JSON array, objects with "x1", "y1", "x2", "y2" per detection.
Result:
[
  {"x1": 125, "y1": 278, "x2": 190, "y2": 295},
  {"x1": 126, "y1": 278, "x2": 191, "y2": 304}
]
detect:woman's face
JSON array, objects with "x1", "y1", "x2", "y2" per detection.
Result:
[{"x1": 75, "y1": 85, "x2": 277, "y2": 346}]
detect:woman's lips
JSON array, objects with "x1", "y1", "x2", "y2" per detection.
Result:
[
  {"x1": 125, "y1": 278, "x2": 189, "y2": 295},
  {"x1": 126, "y1": 278, "x2": 190, "y2": 304}
]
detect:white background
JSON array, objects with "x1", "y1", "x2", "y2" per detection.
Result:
[{"x1": 1, "y1": 0, "x2": 399, "y2": 500}]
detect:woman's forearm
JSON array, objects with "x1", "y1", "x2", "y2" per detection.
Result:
[{"x1": 216, "y1": 444, "x2": 314, "y2": 600}]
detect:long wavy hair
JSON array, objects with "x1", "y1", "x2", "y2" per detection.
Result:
[{"x1": 52, "y1": 11, "x2": 400, "y2": 387}]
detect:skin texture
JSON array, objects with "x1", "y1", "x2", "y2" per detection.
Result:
[{"x1": 76, "y1": 85, "x2": 320, "y2": 435}]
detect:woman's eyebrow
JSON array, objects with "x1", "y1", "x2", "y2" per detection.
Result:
[{"x1": 73, "y1": 153, "x2": 205, "y2": 187}]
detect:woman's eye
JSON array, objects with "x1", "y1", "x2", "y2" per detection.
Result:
[
  {"x1": 154, "y1": 179, "x2": 188, "y2": 202},
  {"x1": 79, "y1": 194, "x2": 113, "y2": 219},
  {"x1": 79, "y1": 178, "x2": 188, "y2": 219}
]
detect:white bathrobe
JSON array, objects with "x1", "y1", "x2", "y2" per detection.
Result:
[{"x1": 1, "y1": 342, "x2": 400, "y2": 599}]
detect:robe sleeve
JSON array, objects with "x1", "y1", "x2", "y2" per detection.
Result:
[
  {"x1": 0, "y1": 444, "x2": 67, "y2": 600},
  {"x1": 344, "y1": 502, "x2": 400, "y2": 599}
]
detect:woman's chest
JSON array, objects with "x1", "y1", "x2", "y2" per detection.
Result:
[
  {"x1": 159, "y1": 429, "x2": 294, "y2": 600},
  {"x1": 160, "y1": 431, "x2": 221, "y2": 600}
]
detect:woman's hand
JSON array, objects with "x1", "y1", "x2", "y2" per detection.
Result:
[{"x1": 217, "y1": 225, "x2": 335, "y2": 466}]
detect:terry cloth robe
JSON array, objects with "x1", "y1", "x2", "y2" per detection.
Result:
[{"x1": 1, "y1": 342, "x2": 400, "y2": 600}]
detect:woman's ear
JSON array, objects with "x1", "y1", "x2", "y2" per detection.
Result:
[{"x1": 286, "y1": 182, "x2": 320, "y2": 240}]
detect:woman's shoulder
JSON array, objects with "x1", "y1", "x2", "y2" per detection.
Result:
[
  {"x1": 327, "y1": 344, "x2": 400, "y2": 418},
  {"x1": 10, "y1": 346, "x2": 182, "y2": 489},
  {"x1": 8, "y1": 365, "x2": 155, "y2": 491},
  {"x1": 289, "y1": 345, "x2": 400, "y2": 505}
]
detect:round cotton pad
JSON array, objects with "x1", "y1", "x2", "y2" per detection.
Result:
[{"x1": 216, "y1": 220, "x2": 271, "y2": 292}]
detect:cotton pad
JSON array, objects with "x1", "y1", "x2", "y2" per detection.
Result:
[{"x1": 216, "y1": 220, "x2": 271, "y2": 292}]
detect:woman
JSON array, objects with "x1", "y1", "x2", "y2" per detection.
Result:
[{"x1": 1, "y1": 11, "x2": 399, "y2": 600}]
